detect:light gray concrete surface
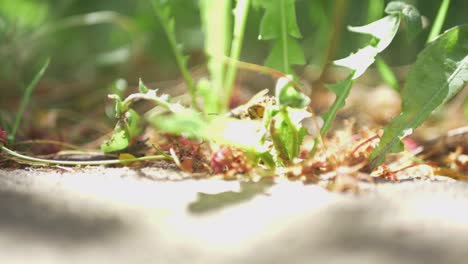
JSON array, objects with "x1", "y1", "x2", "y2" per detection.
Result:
[{"x1": 1, "y1": 165, "x2": 468, "y2": 264}]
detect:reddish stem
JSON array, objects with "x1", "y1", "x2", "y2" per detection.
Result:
[{"x1": 351, "y1": 134, "x2": 380, "y2": 156}]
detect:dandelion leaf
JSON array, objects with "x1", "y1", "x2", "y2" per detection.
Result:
[
  {"x1": 255, "y1": 0, "x2": 304, "y2": 73},
  {"x1": 370, "y1": 25, "x2": 468, "y2": 168}
]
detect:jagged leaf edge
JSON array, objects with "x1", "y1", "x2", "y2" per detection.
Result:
[{"x1": 369, "y1": 25, "x2": 468, "y2": 168}]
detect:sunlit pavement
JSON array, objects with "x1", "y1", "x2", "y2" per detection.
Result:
[{"x1": 1, "y1": 166, "x2": 468, "y2": 264}]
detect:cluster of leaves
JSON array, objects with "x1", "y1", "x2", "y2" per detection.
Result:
[
  {"x1": 319, "y1": 2, "x2": 467, "y2": 170},
  {"x1": 99, "y1": 0, "x2": 325, "y2": 174},
  {"x1": 321, "y1": 2, "x2": 423, "y2": 136},
  {"x1": 1, "y1": 1, "x2": 466, "y2": 183},
  {"x1": 100, "y1": 1, "x2": 467, "y2": 179},
  {"x1": 102, "y1": 76, "x2": 314, "y2": 170}
]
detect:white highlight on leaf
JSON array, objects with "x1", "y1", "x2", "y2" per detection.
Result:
[
  {"x1": 274, "y1": 75, "x2": 294, "y2": 99},
  {"x1": 348, "y1": 15, "x2": 400, "y2": 52},
  {"x1": 207, "y1": 118, "x2": 266, "y2": 152},
  {"x1": 146, "y1": 89, "x2": 157, "y2": 98},
  {"x1": 83, "y1": 11, "x2": 118, "y2": 25},
  {"x1": 334, "y1": 15, "x2": 400, "y2": 80},
  {"x1": 334, "y1": 46, "x2": 379, "y2": 79},
  {"x1": 301, "y1": 116, "x2": 324, "y2": 137},
  {"x1": 401, "y1": 128, "x2": 413, "y2": 138},
  {"x1": 287, "y1": 108, "x2": 312, "y2": 125}
]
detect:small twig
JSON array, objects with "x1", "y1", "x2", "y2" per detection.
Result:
[
  {"x1": 220, "y1": 56, "x2": 305, "y2": 93},
  {"x1": 351, "y1": 135, "x2": 380, "y2": 156},
  {"x1": 1, "y1": 145, "x2": 171, "y2": 166},
  {"x1": 391, "y1": 163, "x2": 421, "y2": 174}
]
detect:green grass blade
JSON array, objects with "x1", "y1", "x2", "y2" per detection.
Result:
[
  {"x1": 375, "y1": 57, "x2": 400, "y2": 91},
  {"x1": 200, "y1": 0, "x2": 232, "y2": 113},
  {"x1": 223, "y1": 0, "x2": 251, "y2": 110},
  {"x1": 427, "y1": 0, "x2": 451, "y2": 43},
  {"x1": 10, "y1": 58, "x2": 50, "y2": 144},
  {"x1": 320, "y1": 74, "x2": 354, "y2": 135},
  {"x1": 151, "y1": 0, "x2": 200, "y2": 112}
]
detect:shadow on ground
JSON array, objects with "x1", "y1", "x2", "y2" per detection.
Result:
[
  {"x1": 242, "y1": 191, "x2": 468, "y2": 264},
  {"x1": 188, "y1": 179, "x2": 274, "y2": 214}
]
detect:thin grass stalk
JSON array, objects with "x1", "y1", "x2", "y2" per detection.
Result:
[
  {"x1": 10, "y1": 58, "x2": 50, "y2": 144},
  {"x1": 223, "y1": 0, "x2": 251, "y2": 110},
  {"x1": 427, "y1": 0, "x2": 451, "y2": 43}
]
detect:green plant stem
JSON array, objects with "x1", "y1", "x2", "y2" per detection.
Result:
[
  {"x1": 365, "y1": 0, "x2": 384, "y2": 48},
  {"x1": 376, "y1": 57, "x2": 400, "y2": 91},
  {"x1": 280, "y1": 0, "x2": 289, "y2": 73},
  {"x1": 319, "y1": 0, "x2": 348, "y2": 81},
  {"x1": 367, "y1": 0, "x2": 384, "y2": 22},
  {"x1": 0, "y1": 145, "x2": 171, "y2": 166},
  {"x1": 222, "y1": 0, "x2": 250, "y2": 110},
  {"x1": 367, "y1": 1, "x2": 400, "y2": 92},
  {"x1": 427, "y1": 0, "x2": 450, "y2": 43},
  {"x1": 10, "y1": 58, "x2": 50, "y2": 144},
  {"x1": 221, "y1": 56, "x2": 305, "y2": 92},
  {"x1": 320, "y1": 74, "x2": 354, "y2": 136},
  {"x1": 120, "y1": 92, "x2": 172, "y2": 112},
  {"x1": 306, "y1": 138, "x2": 318, "y2": 158},
  {"x1": 151, "y1": 2, "x2": 201, "y2": 112},
  {"x1": 200, "y1": 0, "x2": 232, "y2": 113}
]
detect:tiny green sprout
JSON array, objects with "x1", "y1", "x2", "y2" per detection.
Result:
[
  {"x1": 101, "y1": 108, "x2": 141, "y2": 153},
  {"x1": 138, "y1": 78, "x2": 149, "y2": 93},
  {"x1": 109, "y1": 78, "x2": 127, "y2": 98},
  {"x1": 275, "y1": 76, "x2": 310, "y2": 108},
  {"x1": 101, "y1": 124, "x2": 129, "y2": 153},
  {"x1": 108, "y1": 94, "x2": 124, "y2": 118},
  {"x1": 10, "y1": 58, "x2": 50, "y2": 144}
]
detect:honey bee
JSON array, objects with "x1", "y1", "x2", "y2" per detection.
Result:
[{"x1": 228, "y1": 89, "x2": 276, "y2": 120}]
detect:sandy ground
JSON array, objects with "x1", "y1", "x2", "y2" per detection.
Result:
[{"x1": 1, "y1": 165, "x2": 468, "y2": 264}]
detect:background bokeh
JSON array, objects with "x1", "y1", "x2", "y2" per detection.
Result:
[{"x1": 0, "y1": 0, "x2": 467, "y2": 142}]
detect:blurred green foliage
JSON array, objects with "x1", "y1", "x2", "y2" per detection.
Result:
[{"x1": 0, "y1": 0, "x2": 467, "y2": 100}]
